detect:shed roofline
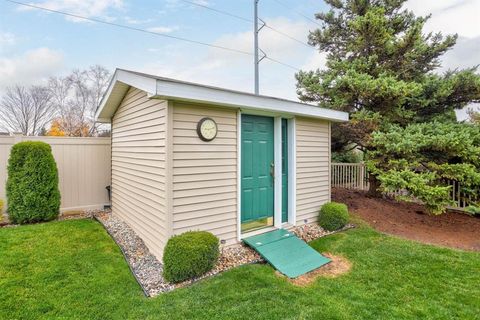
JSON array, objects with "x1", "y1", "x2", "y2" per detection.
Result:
[{"x1": 95, "y1": 69, "x2": 349, "y2": 123}]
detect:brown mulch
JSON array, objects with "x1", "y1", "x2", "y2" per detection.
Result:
[
  {"x1": 332, "y1": 188, "x2": 480, "y2": 252},
  {"x1": 278, "y1": 253, "x2": 352, "y2": 286}
]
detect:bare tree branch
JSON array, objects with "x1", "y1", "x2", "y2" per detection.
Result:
[
  {"x1": 0, "y1": 65, "x2": 111, "y2": 137},
  {"x1": 48, "y1": 65, "x2": 111, "y2": 136},
  {"x1": 0, "y1": 85, "x2": 56, "y2": 135}
]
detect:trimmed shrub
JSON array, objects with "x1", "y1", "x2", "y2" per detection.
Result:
[
  {"x1": 0, "y1": 198, "x2": 3, "y2": 213},
  {"x1": 318, "y1": 202, "x2": 349, "y2": 231},
  {"x1": 163, "y1": 231, "x2": 219, "y2": 283},
  {"x1": 6, "y1": 141, "x2": 61, "y2": 224}
]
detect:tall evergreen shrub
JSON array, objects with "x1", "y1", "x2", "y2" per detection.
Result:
[{"x1": 6, "y1": 141, "x2": 61, "y2": 224}]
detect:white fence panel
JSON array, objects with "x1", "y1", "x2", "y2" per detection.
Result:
[{"x1": 0, "y1": 134, "x2": 111, "y2": 212}]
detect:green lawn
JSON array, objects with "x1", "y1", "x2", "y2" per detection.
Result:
[{"x1": 0, "y1": 219, "x2": 479, "y2": 320}]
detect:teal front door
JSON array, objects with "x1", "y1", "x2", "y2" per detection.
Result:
[{"x1": 241, "y1": 115, "x2": 274, "y2": 230}]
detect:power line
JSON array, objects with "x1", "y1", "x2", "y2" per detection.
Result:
[
  {"x1": 4, "y1": 0, "x2": 251, "y2": 56},
  {"x1": 180, "y1": 0, "x2": 313, "y2": 48},
  {"x1": 179, "y1": 0, "x2": 251, "y2": 23},
  {"x1": 271, "y1": 0, "x2": 321, "y2": 26},
  {"x1": 4, "y1": 0, "x2": 301, "y2": 72},
  {"x1": 264, "y1": 56, "x2": 299, "y2": 71},
  {"x1": 264, "y1": 23, "x2": 311, "y2": 48}
]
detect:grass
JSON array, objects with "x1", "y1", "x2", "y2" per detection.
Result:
[{"x1": 0, "y1": 219, "x2": 479, "y2": 320}]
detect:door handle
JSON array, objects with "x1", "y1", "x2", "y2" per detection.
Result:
[{"x1": 270, "y1": 161, "x2": 275, "y2": 186}]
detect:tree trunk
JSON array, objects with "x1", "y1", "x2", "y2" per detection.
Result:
[{"x1": 367, "y1": 174, "x2": 382, "y2": 197}]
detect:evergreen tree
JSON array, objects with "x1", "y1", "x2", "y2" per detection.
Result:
[
  {"x1": 368, "y1": 122, "x2": 480, "y2": 213},
  {"x1": 296, "y1": 0, "x2": 480, "y2": 196}
]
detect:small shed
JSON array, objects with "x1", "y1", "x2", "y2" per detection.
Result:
[{"x1": 96, "y1": 69, "x2": 349, "y2": 259}]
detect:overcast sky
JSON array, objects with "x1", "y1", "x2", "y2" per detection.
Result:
[{"x1": 0, "y1": 0, "x2": 479, "y2": 120}]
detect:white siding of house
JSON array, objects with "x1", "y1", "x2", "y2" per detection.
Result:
[
  {"x1": 295, "y1": 117, "x2": 330, "y2": 225},
  {"x1": 111, "y1": 88, "x2": 168, "y2": 259}
]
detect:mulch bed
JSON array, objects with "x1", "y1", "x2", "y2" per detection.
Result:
[{"x1": 333, "y1": 188, "x2": 480, "y2": 252}]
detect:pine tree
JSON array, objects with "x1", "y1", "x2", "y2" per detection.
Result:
[{"x1": 296, "y1": 0, "x2": 480, "y2": 195}]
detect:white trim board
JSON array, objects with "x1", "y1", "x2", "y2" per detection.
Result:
[
  {"x1": 236, "y1": 109, "x2": 242, "y2": 242},
  {"x1": 274, "y1": 117, "x2": 282, "y2": 228},
  {"x1": 96, "y1": 69, "x2": 349, "y2": 123},
  {"x1": 287, "y1": 117, "x2": 297, "y2": 226}
]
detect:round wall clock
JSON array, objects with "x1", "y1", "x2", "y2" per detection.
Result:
[{"x1": 197, "y1": 117, "x2": 218, "y2": 142}]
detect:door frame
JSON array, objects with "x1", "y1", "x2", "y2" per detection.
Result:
[{"x1": 237, "y1": 110, "x2": 296, "y2": 240}]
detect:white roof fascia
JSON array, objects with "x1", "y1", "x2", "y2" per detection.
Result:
[
  {"x1": 153, "y1": 79, "x2": 348, "y2": 122},
  {"x1": 95, "y1": 69, "x2": 349, "y2": 123},
  {"x1": 95, "y1": 70, "x2": 157, "y2": 123}
]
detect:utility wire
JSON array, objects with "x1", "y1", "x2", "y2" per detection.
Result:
[
  {"x1": 264, "y1": 56, "x2": 300, "y2": 71},
  {"x1": 4, "y1": 0, "x2": 301, "y2": 71},
  {"x1": 4, "y1": 0, "x2": 251, "y2": 56},
  {"x1": 271, "y1": 0, "x2": 321, "y2": 26},
  {"x1": 180, "y1": 0, "x2": 251, "y2": 23},
  {"x1": 180, "y1": 0, "x2": 313, "y2": 48},
  {"x1": 264, "y1": 23, "x2": 312, "y2": 48}
]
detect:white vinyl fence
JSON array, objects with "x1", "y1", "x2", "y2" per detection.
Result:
[
  {"x1": 331, "y1": 163, "x2": 369, "y2": 190},
  {"x1": 331, "y1": 162, "x2": 477, "y2": 209},
  {"x1": 0, "y1": 134, "x2": 111, "y2": 213}
]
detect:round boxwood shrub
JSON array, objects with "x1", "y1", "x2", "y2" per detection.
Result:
[
  {"x1": 6, "y1": 141, "x2": 61, "y2": 224},
  {"x1": 163, "y1": 231, "x2": 219, "y2": 283},
  {"x1": 318, "y1": 202, "x2": 349, "y2": 231}
]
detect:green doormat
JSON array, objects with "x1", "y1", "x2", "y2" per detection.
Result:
[{"x1": 243, "y1": 229, "x2": 331, "y2": 278}]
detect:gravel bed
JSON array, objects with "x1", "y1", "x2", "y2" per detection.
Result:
[
  {"x1": 95, "y1": 211, "x2": 172, "y2": 296},
  {"x1": 92, "y1": 211, "x2": 354, "y2": 297},
  {"x1": 292, "y1": 223, "x2": 355, "y2": 242},
  {"x1": 94, "y1": 211, "x2": 264, "y2": 296}
]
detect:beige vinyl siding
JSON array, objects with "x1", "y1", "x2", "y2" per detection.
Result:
[
  {"x1": 295, "y1": 117, "x2": 330, "y2": 225},
  {"x1": 111, "y1": 88, "x2": 168, "y2": 259},
  {"x1": 171, "y1": 102, "x2": 238, "y2": 245}
]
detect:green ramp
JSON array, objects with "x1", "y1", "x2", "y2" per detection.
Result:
[{"x1": 243, "y1": 229, "x2": 331, "y2": 278}]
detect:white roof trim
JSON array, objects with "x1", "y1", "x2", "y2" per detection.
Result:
[{"x1": 95, "y1": 69, "x2": 349, "y2": 123}]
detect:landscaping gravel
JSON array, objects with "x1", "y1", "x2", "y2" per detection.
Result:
[
  {"x1": 292, "y1": 223, "x2": 355, "y2": 242},
  {"x1": 95, "y1": 211, "x2": 172, "y2": 296},
  {"x1": 92, "y1": 211, "x2": 354, "y2": 297}
]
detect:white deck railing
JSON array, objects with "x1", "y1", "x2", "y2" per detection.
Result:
[
  {"x1": 331, "y1": 163, "x2": 369, "y2": 190},
  {"x1": 331, "y1": 163, "x2": 478, "y2": 209},
  {"x1": 444, "y1": 179, "x2": 478, "y2": 208}
]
